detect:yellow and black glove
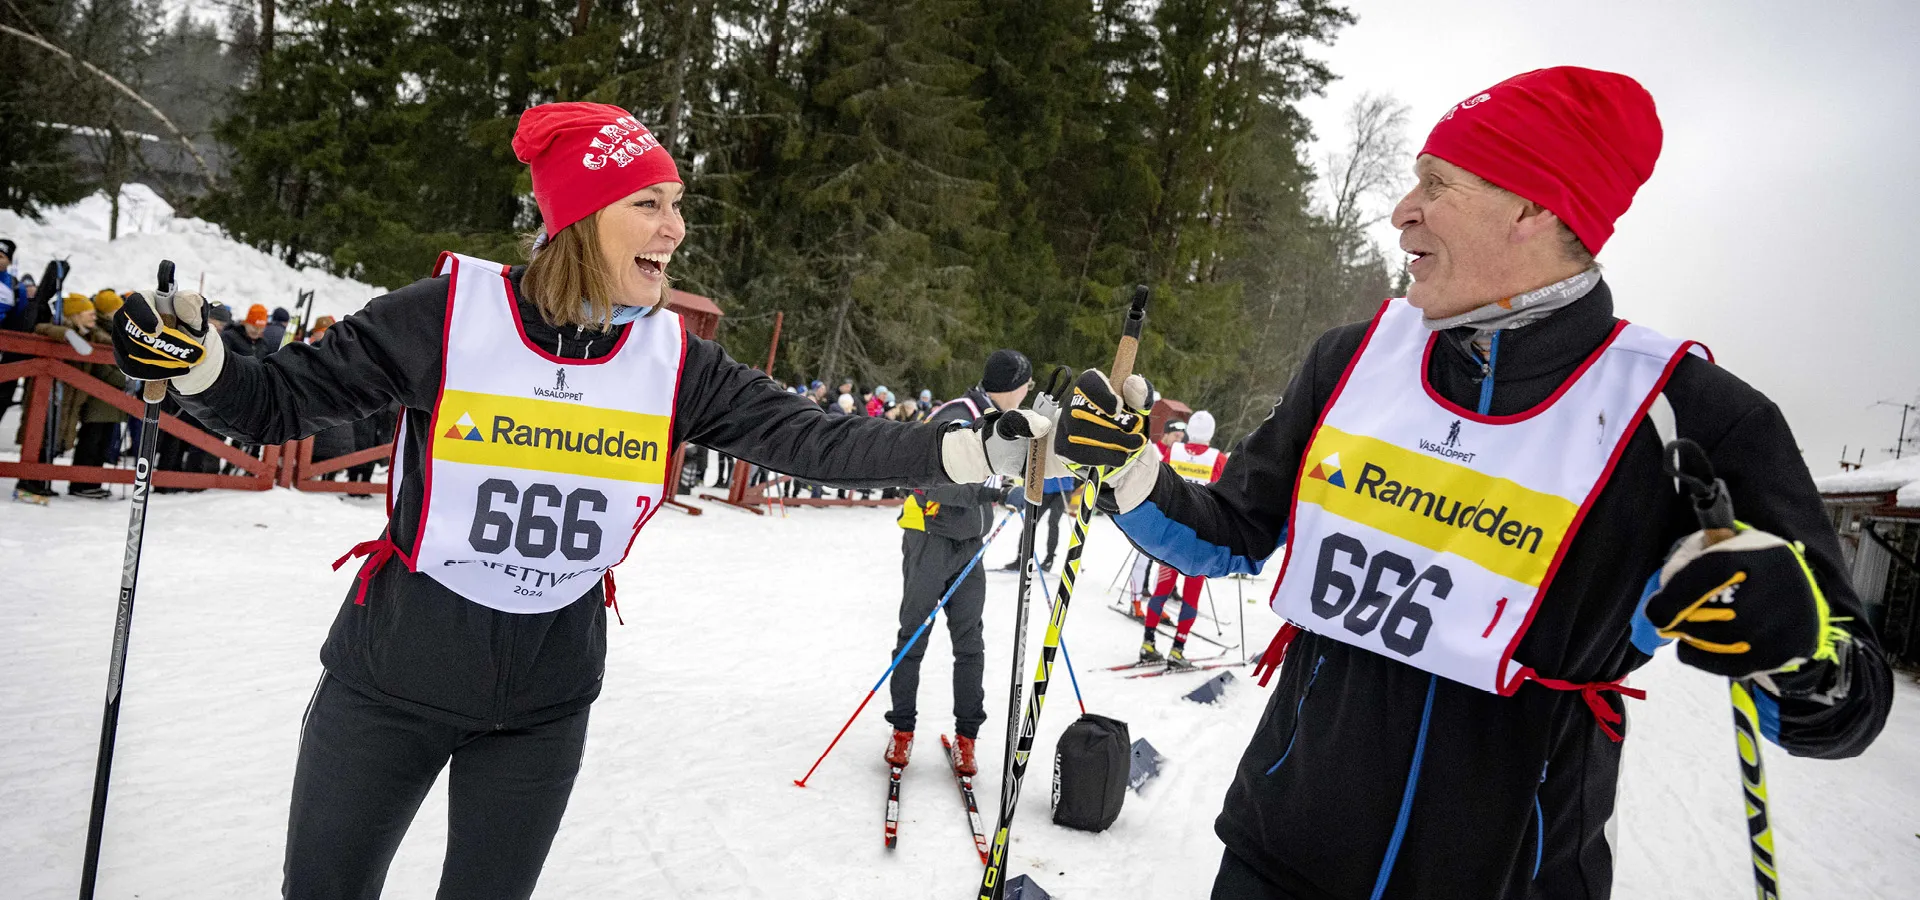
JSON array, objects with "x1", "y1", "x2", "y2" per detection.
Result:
[
  {"x1": 1054, "y1": 368, "x2": 1149, "y2": 477},
  {"x1": 1644, "y1": 525, "x2": 1841, "y2": 680},
  {"x1": 111, "y1": 289, "x2": 211, "y2": 383}
]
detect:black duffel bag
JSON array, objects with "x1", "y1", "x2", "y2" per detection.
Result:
[{"x1": 1051, "y1": 713, "x2": 1129, "y2": 832}]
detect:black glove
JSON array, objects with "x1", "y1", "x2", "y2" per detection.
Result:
[
  {"x1": 1643, "y1": 526, "x2": 1837, "y2": 679},
  {"x1": 1053, "y1": 368, "x2": 1149, "y2": 477},
  {"x1": 111, "y1": 289, "x2": 210, "y2": 382}
]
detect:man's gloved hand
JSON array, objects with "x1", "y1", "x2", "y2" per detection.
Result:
[
  {"x1": 1054, "y1": 368, "x2": 1159, "y2": 513},
  {"x1": 111, "y1": 289, "x2": 220, "y2": 390},
  {"x1": 940, "y1": 408, "x2": 1053, "y2": 484},
  {"x1": 1643, "y1": 525, "x2": 1837, "y2": 680}
]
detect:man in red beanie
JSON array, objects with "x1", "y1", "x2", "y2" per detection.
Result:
[{"x1": 1054, "y1": 66, "x2": 1890, "y2": 898}]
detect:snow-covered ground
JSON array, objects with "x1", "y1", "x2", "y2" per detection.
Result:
[
  {"x1": 1, "y1": 484, "x2": 1915, "y2": 898},
  {"x1": 1, "y1": 184, "x2": 385, "y2": 323}
]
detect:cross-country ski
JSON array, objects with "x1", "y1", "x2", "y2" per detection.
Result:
[{"x1": 942, "y1": 734, "x2": 992, "y2": 865}]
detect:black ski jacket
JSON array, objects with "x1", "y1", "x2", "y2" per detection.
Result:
[
  {"x1": 1115, "y1": 280, "x2": 1891, "y2": 899},
  {"x1": 904, "y1": 386, "x2": 1004, "y2": 541},
  {"x1": 175, "y1": 268, "x2": 955, "y2": 730}
]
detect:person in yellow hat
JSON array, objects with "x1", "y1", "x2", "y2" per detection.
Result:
[
  {"x1": 92, "y1": 289, "x2": 123, "y2": 320},
  {"x1": 69, "y1": 293, "x2": 128, "y2": 498}
]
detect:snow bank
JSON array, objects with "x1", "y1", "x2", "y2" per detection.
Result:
[
  {"x1": 0, "y1": 184, "x2": 386, "y2": 323},
  {"x1": 2, "y1": 493, "x2": 1916, "y2": 899},
  {"x1": 1816, "y1": 455, "x2": 1920, "y2": 507}
]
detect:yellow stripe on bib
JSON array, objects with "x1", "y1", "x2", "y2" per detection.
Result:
[
  {"x1": 1169, "y1": 460, "x2": 1214, "y2": 481},
  {"x1": 434, "y1": 389, "x2": 670, "y2": 483},
  {"x1": 1297, "y1": 426, "x2": 1577, "y2": 586}
]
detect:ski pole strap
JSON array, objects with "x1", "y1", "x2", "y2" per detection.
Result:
[
  {"x1": 332, "y1": 538, "x2": 412, "y2": 606},
  {"x1": 1254, "y1": 622, "x2": 1302, "y2": 687},
  {"x1": 1512, "y1": 668, "x2": 1646, "y2": 742}
]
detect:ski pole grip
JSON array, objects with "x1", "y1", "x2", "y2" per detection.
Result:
[
  {"x1": 1663, "y1": 438, "x2": 1737, "y2": 547},
  {"x1": 1024, "y1": 433, "x2": 1046, "y2": 505},
  {"x1": 145, "y1": 259, "x2": 178, "y2": 402},
  {"x1": 1108, "y1": 284, "x2": 1149, "y2": 390}
]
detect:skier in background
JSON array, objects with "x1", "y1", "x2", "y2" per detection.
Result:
[
  {"x1": 109, "y1": 101, "x2": 1043, "y2": 900},
  {"x1": 1054, "y1": 66, "x2": 1892, "y2": 898},
  {"x1": 1140, "y1": 409, "x2": 1227, "y2": 668},
  {"x1": 885, "y1": 349, "x2": 1029, "y2": 776}
]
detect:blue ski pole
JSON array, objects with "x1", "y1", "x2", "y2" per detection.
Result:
[{"x1": 795, "y1": 509, "x2": 1020, "y2": 787}]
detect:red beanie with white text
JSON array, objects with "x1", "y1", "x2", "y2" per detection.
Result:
[
  {"x1": 511, "y1": 102, "x2": 681, "y2": 237},
  {"x1": 1420, "y1": 67, "x2": 1661, "y2": 255}
]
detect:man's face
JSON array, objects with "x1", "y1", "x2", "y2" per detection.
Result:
[
  {"x1": 71, "y1": 309, "x2": 97, "y2": 332},
  {"x1": 0, "y1": 251, "x2": 11, "y2": 271},
  {"x1": 1392, "y1": 155, "x2": 1537, "y2": 319},
  {"x1": 244, "y1": 322, "x2": 265, "y2": 339}
]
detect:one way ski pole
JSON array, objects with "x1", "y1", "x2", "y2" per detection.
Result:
[
  {"x1": 998, "y1": 365, "x2": 1074, "y2": 794},
  {"x1": 980, "y1": 285, "x2": 1148, "y2": 900},
  {"x1": 80, "y1": 261, "x2": 177, "y2": 900},
  {"x1": 1663, "y1": 438, "x2": 1781, "y2": 900}
]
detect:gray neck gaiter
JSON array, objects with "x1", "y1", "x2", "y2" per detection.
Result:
[{"x1": 1421, "y1": 267, "x2": 1601, "y2": 334}]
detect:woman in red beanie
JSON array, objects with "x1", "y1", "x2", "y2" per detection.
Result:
[
  {"x1": 107, "y1": 102, "x2": 1042, "y2": 900},
  {"x1": 1052, "y1": 67, "x2": 1890, "y2": 898}
]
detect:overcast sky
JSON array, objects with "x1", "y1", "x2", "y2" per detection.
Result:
[{"x1": 1295, "y1": 0, "x2": 1920, "y2": 476}]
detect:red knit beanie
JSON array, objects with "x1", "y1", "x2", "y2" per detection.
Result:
[
  {"x1": 1420, "y1": 67, "x2": 1661, "y2": 255},
  {"x1": 511, "y1": 102, "x2": 681, "y2": 237}
]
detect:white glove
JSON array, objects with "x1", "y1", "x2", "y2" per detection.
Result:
[
  {"x1": 941, "y1": 409, "x2": 1053, "y2": 484},
  {"x1": 160, "y1": 291, "x2": 225, "y2": 394}
]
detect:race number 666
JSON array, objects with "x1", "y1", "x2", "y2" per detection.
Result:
[{"x1": 1307, "y1": 532, "x2": 1452, "y2": 657}]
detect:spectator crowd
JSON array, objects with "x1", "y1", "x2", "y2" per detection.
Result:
[{"x1": 0, "y1": 235, "x2": 384, "y2": 503}]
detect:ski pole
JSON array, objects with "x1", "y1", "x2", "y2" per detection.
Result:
[
  {"x1": 999, "y1": 365, "x2": 1073, "y2": 793},
  {"x1": 981, "y1": 284, "x2": 1148, "y2": 900},
  {"x1": 80, "y1": 260, "x2": 176, "y2": 900},
  {"x1": 1663, "y1": 438, "x2": 1781, "y2": 900},
  {"x1": 793, "y1": 509, "x2": 1020, "y2": 788},
  {"x1": 1029, "y1": 553, "x2": 1085, "y2": 716}
]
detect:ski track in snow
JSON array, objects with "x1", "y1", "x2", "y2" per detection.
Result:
[{"x1": 1, "y1": 490, "x2": 1915, "y2": 898}]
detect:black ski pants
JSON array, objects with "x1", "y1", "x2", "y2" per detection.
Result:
[
  {"x1": 68, "y1": 420, "x2": 116, "y2": 491},
  {"x1": 284, "y1": 675, "x2": 590, "y2": 900},
  {"x1": 1039, "y1": 490, "x2": 1067, "y2": 565},
  {"x1": 885, "y1": 529, "x2": 988, "y2": 739}
]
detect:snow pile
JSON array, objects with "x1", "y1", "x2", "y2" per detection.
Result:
[
  {"x1": 1, "y1": 495, "x2": 1916, "y2": 899},
  {"x1": 1815, "y1": 455, "x2": 1920, "y2": 507},
  {"x1": 0, "y1": 184, "x2": 385, "y2": 322}
]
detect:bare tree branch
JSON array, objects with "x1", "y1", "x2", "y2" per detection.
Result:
[{"x1": 0, "y1": 22, "x2": 219, "y2": 192}]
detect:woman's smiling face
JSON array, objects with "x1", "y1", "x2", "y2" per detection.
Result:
[{"x1": 594, "y1": 181, "x2": 686, "y2": 307}]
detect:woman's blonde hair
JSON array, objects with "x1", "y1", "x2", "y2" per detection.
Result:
[{"x1": 520, "y1": 212, "x2": 672, "y2": 331}]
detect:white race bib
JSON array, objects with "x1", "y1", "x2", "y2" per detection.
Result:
[
  {"x1": 391, "y1": 253, "x2": 684, "y2": 613},
  {"x1": 1268, "y1": 299, "x2": 1706, "y2": 693}
]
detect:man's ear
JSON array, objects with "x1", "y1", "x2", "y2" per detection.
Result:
[{"x1": 1510, "y1": 201, "x2": 1563, "y2": 246}]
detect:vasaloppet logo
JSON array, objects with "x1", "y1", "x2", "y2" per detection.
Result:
[
  {"x1": 534, "y1": 366, "x2": 584, "y2": 401},
  {"x1": 1417, "y1": 419, "x2": 1476, "y2": 464},
  {"x1": 1350, "y1": 461, "x2": 1544, "y2": 554},
  {"x1": 490, "y1": 415, "x2": 659, "y2": 462}
]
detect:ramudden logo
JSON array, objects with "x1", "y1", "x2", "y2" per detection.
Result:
[
  {"x1": 1351, "y1": 461, "x2": 1544, "y2": 554},
  {"x1": 444, "y1": 412, "x2": 486, "y2": 442},
  {"x1": 1306, "y1": 452, "x2": 1347, "y2": 488},
  {"x1": 487, "y1": 415, "x2": 659, "y2": 462}
]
